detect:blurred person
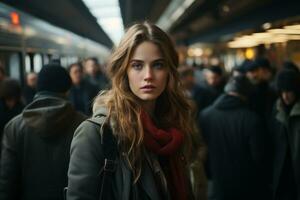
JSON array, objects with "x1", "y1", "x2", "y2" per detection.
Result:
[
  {"x1": 194, "y1": 64, "x2": 207, "y2": 87},
  {"x1": 199, "y1": 75, "x2": 270, "y2": 200},
  {"x1": 0, "y1": 65, "x2": 5, "y2": 83},
  {"x1": 270, "y1": 69, "x2": 300, "y2": 200},
  {"x1": 245, "y1": 57, "x2": 277, "y2": 118},
  {"x1": 203, "y1": 65, "x2": 226, "y2": 105},
  {"x1": 83, "y1": 57, "x2": 109, "y2": 91},
  {"x1": 178, "y1": 65, "x2": 213, "y2": 113},
  {"x1": 0, "y1": 78, "x2": 24, "y2": 143},
  {"x1": 282, "y1": 60, "x2": 299, "y2": 72},
  {"x1": 0, "y1": 64, "x2": 86, "y2": 200},
  {"x1": 67, "y1": 22, "x2": 205, "y2": 200},
  {"x1": 22, "y1": 72, "x2": 37, "y2": 105},
  {"x1": 68, "y1": 62, "x2": 98, "y2": 115},
  {"x1": 178, "y1": 65, "x2": 209, "y2": 199},
  {"x1": 231, "y1": 59, "x2": 252, "y2": 77}
]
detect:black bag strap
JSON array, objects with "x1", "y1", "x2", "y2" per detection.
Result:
[
  {"x1": 87, "y1": 115, "x2": 118, "y2": 200},
  {"x1": 63, "y1": 115, "x2": 118, "y2": 200}
]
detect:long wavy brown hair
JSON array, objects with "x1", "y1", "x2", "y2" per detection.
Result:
[{"x1": 93, "y1": 21, "x2": 197, "y2": 182}]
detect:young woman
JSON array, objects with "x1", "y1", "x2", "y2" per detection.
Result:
[{"x1": 67, "y1": 22, "x2": 204, "y2": 200}]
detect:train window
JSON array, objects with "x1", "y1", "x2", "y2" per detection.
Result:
[
  {"x1": 43, "y1": 54, "x2": 49, "y2": 65},
  {"x1": 25, "y1": 54, "x2": 31, "y2": 73},
  {"x1": 70, "y1": 57, "x2": 78, "y2": 64},
  {"x1": 33, "y1": 54, "x2": 42, "y2": 72},
  {"x1": 9, "y1": 53, "x2": 21, "y2": 80},
  {"x1": 61, "y1": 57, "x2": 67, "y2": 67}
]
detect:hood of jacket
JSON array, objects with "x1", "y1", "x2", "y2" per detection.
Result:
[{"x1": 22, "y1": 92, "x2": 77, "y2": 136}]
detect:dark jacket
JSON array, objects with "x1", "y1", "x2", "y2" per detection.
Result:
[
  {"x1": 0, "y1": 100, "x2": 24, "y2": 152},
  {"x1": 199, "y1": 94, "x2": 269, "y2": 200},
  {"x1": 67, "y1": 108, "x2": 194, "y2": 200},
  {"x1": 272, "y1": 99, "x2": 300, "y2": 199},
  {"x1": 249, "y1": 81, "x2": 277, "y2": 119},
  {"x1": 0, "y1": 92, "x2": 86, "y2": 200}
]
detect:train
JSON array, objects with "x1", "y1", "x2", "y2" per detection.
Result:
[{"x1": 0, "y1": 2, "x2": 110, "y2": 84}]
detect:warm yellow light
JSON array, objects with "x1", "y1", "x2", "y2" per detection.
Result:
[
  {"x1": 268, "y1": 29, "x2": 300, "y2": 34},
  {"x1": 187, "y1": 48, "x2": 194, "y2": 57},
  {"x1": 284, "y1": 25, "x2": 300, "y2": 30},
  {"x1": 193, "y1": 48, "x2": 203, "y2": 57},
  {"x1": 245, "y1": 48, "x2": 255, "y2": 59},
  {"x1": 252, "y1": 33, "x2": 274, "y2": 38}
]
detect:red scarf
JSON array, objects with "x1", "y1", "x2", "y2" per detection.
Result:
[{"x1": 141, "y1": 111, "x2": 188, "y2": 200}]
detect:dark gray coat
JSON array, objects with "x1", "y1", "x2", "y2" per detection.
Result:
[
  {"x1": 67, "y1": 108, "x2": 194, "y2": 200},
  {"x1": 199, "y1": 94, "x2": 270, "y2": 200},
  {"x1": 273, "y1": 99, "x2": 300, "y2": 199},
  {"x1": 0, "y1": 92, "x2": 86, "y2": 200}
]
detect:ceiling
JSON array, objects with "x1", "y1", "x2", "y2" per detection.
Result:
[{"x1": 3, "y1": 0, "x2": 300, "y2": 48}]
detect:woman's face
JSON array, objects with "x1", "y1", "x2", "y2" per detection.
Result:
[{"x1": 127, "y1": 41, "x2": 169, "y2": 105}]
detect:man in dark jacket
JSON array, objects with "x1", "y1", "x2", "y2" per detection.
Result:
[
  {"x1": 199, "y1": 75, "x2": 270, "y2": 200},
  {"x1": 271, "y1": 69, "x2": 300, "y2": 200},
  {"x1": 203, "y1": 65, "x2": 226, "y2": 106},
  {"x1": 245, "y1": 57, "x2": 277, "y2": 118},
  {"x1": 0, "y1": 64, "x2": 86, "y2": 200},
  {"x1": 0, "y1": 79, "x2": 24, "y2": 144}
]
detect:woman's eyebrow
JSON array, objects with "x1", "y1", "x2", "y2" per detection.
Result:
[
  {"x1": 130, "y1": 58, "x2": 165, "y2": 63},
  {"x1": 130, "y1": 59, "x2": 143, "y2": 62},
  {"x1": 152, "y1": 58, "x2": 165, "y2": 62}
]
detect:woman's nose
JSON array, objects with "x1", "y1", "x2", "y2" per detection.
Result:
[{"x1": 144, "y1": 66, "x2": 153, "y2": 81}]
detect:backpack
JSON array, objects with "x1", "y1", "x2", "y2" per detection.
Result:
[{"x1": 64, "y1": 115, "x2": 118, "y2": 200}]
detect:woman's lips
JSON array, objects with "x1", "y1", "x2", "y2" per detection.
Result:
[{"x1": 140, "y1": 85, "x2": 156, "y2": 92}]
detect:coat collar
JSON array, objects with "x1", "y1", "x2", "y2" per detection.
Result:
[{"x1": 276, "y1": 99, "x2": 300, "y2": 123}]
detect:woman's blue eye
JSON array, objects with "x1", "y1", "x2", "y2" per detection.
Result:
[
  {"x1": 131, "y1": 62, "x2": 143, "y2": 70},
  {"x1": 153, "y1": 62, "x2": 164, "y2": 69}
]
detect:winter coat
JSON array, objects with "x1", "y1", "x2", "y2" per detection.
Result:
[
  {"x1": 273, "y1": 99, "x2": 300, "y2": 199},
  {"x1": 199, "y1": 94, "x2": 270, "y2": 200},
  {"x1": 248, "y1": 81, "x2": 277, "y2": 119},
  {"x1": 0, "y1": 92, "x2": 86, "y2": 200},
  {"x1": 0, "y1": 100, "x2": 24, "y2": 149},
  {"x1": 67, "y1": 107, "x2": 196, "y2": 200}
]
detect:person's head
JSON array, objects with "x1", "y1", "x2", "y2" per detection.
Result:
[
  {"x1": 276, "y1": 69, "x2": 300, "y2": 106},
  {"x1": 246, "y1": 58, "x2": 273, "y2": 84},
  {"x1": 224, "y1": 75, "x2": 253, "y2": 100},
  {"x1": 26, "y1": 72, "x2": 37, "y2": 88},
  {"x1": 232, "y1": 59, "x2": 251, "y2": 77},
  {"x1": 178, "y1": 66, "x2": 195, "y2": 90},
  {"x1": 37, "y1": 64, "x2": 72, "y2": 94},
  {"x1": 0, "y1": 78, "x2": 22, "y2": 108},
  {"x1": 102, "y1": 21, "x2": 181, "y2": 112},
  {"x1": 205, "y1": 65, "x2": 223, "y2": 87},
  {"x1": 282, "y1": 60, "x2": 299, "y2": 72},
  {"x1": 93, "y1": 22, "x2": 194, "y2": 180},
  {"x1": 68, "y1": 63, "x2": 83, "y2": 85},
  {"x1": 84, "y1": 57, "x2": 99, "y2": 77}
]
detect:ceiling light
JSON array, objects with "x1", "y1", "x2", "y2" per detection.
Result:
[
  {"x1": 284, "y1": 24, "x2": 300, "y2": 30},
  {"x1": 268, "y1": 28, "x2": 300, "y2": 34},
  {"x1": 82, "y1": 0, "x2": 124, "y2": 45},
  {"x1": 262, "y1": 22, "x2": 271, "y2": 30},
  {"x1": 222, "y1": 5, "x2": 230, "y2": 13},
  {"x1": 157, "y1": 0, "x2": 198, "y2": 31}
]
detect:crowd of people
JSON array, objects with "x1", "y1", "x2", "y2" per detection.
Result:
[
  {"x1": 0, "y1": 21, "x2": 299, "y2": 200},
  {"x1": 179, "y1": 57, "x2": 300, "y2": 200}
]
